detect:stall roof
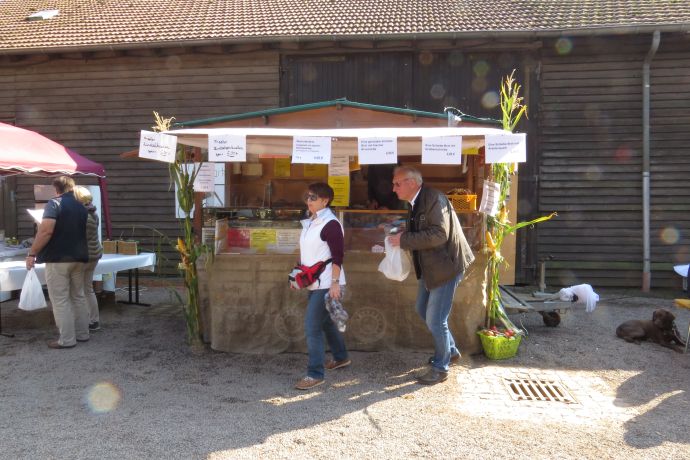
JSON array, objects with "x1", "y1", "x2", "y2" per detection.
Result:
[
  {"x1": 173, "y1": 99, "x2": 500, "y2": 128},
  {"x1": 165, "y1": 125, "x2": 509, "y2": 155},
  {"x1": 0, "y1": 122, "x2": 105, "y2": 177}
]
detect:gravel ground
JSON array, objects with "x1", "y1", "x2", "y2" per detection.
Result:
[{"x1": 1, "y1": 281, "x2": 689, "y2": 459}]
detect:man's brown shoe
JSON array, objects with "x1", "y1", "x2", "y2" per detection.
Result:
[
  {"x1": 47, "y1": 340, "x2": 76, "y2": 349},
  {"x1": 295, "y1": 376, "x2": 324, "y2": 390},
  {"x1": 325, "y1": 358, "x2": 352, "y2": 370},
  {"x1": 417, "y1": 368, "x2": 448, "y2": 385}
]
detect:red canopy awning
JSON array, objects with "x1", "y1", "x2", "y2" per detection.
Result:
[
  {"x1": 0, "y1": 122, "x2": 111, "y2": 237},
  {"x1": 0, "y1": 122, "x2": 105, "y2": 176}
]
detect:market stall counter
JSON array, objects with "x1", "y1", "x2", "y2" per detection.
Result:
[{"x1": 197, "y1": 251, "x2": 486, "y2": 355}]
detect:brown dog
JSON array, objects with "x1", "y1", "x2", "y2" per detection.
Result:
[{"x1": 616, "y1": 309, "x2": 686, "y2": 353}]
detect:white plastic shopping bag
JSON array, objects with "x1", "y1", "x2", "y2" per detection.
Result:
[
  {"x1": 378, "y1": 237, "x2": 411, "y2": 281},
  {"x1": 18, "y1": 268, "x2": 47, "y2": 311}
]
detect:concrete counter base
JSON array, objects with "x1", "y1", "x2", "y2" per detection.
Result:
[{"x1": 197, "y1": 252, "x2": 487, "y2": 355}]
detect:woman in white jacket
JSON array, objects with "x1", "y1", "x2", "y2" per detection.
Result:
[{"x1": 294, "y1": 182, "x2": 351, "y2": 390}]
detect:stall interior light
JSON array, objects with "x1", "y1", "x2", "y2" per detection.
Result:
[{"x1": 26, "y1": 9, "x2": 60, "y2": 21}]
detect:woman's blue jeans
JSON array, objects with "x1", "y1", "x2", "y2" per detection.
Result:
[
  {"x1": 304, "y1": 288, "x2": 348, "y2": 379},
  {"x1": 415, "y1": 273, "x2": 463, "y2": 372}
]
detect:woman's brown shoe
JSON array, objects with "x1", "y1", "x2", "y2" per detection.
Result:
[
  {"x1": 295, "y1": 376, "x2": 324, "y2": 390},
  {"x1": 324, "y1": 358, "x2": 351, "y2": 370}
]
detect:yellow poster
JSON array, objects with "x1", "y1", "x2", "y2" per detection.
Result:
[
  {"x1": 328, "y1": 176, "x2": 350, "y2": 207},
  {"x1": 304, "y1": 164, "x2": 328, "y2": 177},
  {"x1": 250, "y1": 229, "x2": 277, "y2": 252},
  {"x1": 274, "y1": 158, "x2": 291, "y2": 177},
  {"x1": 349, "y1": 155, "x2": 360, "y2": 172}
]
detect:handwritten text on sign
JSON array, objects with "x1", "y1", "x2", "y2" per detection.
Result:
[
  {"x1": 479, "y1": 180, "x2": 501, "y2": 217},
  {"x1": 292, "y1": 136, "x2": 331, "y2": 164},
  {"x1": 208, "y1": 134, "x2": 246, "y2": 162},
  {"x1": 422, "y1": 136, "x2": 462, "y2": 165},
  {"x1": 358, "y1": 137, "x2": 397, "y2": 164},
  {"x1": 139, "y1": 130, "x2": 176, "y2": 163},
  {"x1": 193, "y1": 162, "x2": 216, "y2": 193},
  {"x1": 484, "y1": 133, "x2": 526, "y2": 164}
]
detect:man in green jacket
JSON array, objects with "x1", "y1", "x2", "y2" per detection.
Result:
[{"x1": 388, "y1": 166, "x2": 474, "y2": 384}]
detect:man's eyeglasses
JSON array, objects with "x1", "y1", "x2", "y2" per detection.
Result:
[
  {"x1": 392, "y1": 178, "x2": 411, "y2": 188},
  {"x1": 305, "y1": 193, "x2": 319, "y2": 202}
]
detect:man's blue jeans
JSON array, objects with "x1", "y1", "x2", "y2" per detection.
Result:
[
  {"x1": 304, "y1": 288, "x2": 349, "y2": 380},
  {"x1": 415, "y1": 273, "x2": 463, "y2": 372}
]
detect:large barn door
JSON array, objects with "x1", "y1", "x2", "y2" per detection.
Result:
[{"x1": 283, "y1": 53, "x2": 413, "y2": 107}]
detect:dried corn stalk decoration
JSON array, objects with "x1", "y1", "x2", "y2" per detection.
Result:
[
  {"x1": 153, "y1": 112, "x2": 209, "y2": 348},
  {"x1": 485, "y1": 71, "x2": 556, "y2": 331}
]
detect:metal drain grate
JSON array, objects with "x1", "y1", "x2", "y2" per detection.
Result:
[{"x1": 503, "y1": 376, "x2": 577, "y2": 403}]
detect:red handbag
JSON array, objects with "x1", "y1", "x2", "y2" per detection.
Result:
[{"x1": 288, "y1": 258, "x2": 332, "y2": 289}]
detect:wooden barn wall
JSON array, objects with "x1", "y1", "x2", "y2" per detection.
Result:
[
  {"x1": 0, "y1": 50, "x2": 279, "y2": 273},
  {"x1": 538, "y1": 34, "x2": 690, "y2": 289}
]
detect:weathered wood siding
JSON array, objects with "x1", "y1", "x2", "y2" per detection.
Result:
[
  {"x1": 538, "y1": 34, "x2": 690, "y2": 288},
  {"x1": 0, "y1": 50, "x2": 279, "y2": 272}
]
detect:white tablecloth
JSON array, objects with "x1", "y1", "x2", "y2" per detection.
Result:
[
  {"x1": 0, "y1": 253, "x2": 156, "y2": 292},
  {"x1": 0, "y1": 245, "x2": 29, "y2": 259}
]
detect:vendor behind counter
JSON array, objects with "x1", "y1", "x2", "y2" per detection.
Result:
[{"x1": 366, "y1": 164, "x2": 403, "y2": 210}]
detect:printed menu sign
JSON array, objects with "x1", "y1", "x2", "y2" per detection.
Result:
[
  {"x1": 208, "y1": 134, "x2": 246, "y2": 162},
  {"x1": 139, "y1": 130, "x2": 176, "y2": 163},
  {"x1": 329, "y1": 155, "x2": 350, "y2": 176},
  {"x1": 422, "y1": 136, "x2": 462, "y2": 165},
  {"x1": 484, "y1": 133, "x2": 526, "y2": 164},
  {"x1": 292, "y1": 136, "x2": 331, "y2": 164},
  {"x1": 358, "y1": 137, "x2": 397, "y2": 164},
  {"x1": 274, "y1": 158, "x2": 291, "y2": 177},
  {"x1": 328, "y1": 176, "x2": 350, "y2": 207},
  {"x1": 304, "y1": 164, "x2": 328, "y2": 177}
]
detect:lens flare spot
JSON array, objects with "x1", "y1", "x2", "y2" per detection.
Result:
[
  {"x1": 481, "y1": 91, "x2": 500, "y2": 109},
  {"x1": 302, "y1": 64, "x2": 318, "y2": 83},
  {"x1": 448, "y1": 51, "x2": 464, "y2": 67},
  {"x1": 558, "y1": 270, "x2": 578, "y2": 286},
  {"x1": 555, "y1": 38, "x2": 573, "y2": 55},
  {"x1": 430, "y1": 83, "x2": 446, "y2": 99},
  {"x1": 660, "y1": 227, "x2": 680, "y2": 245},
  {"x1": 585, "y1": 166, "x2": 602, "y2": 181},
  {"x1": 472, "y1": 77, "x2": 487, "y2": 93},
  {"x1": 473, "y1": 60, "x2": 490, "y2": 77},
  {"x1": 614, "y1": 145, "x2": 633, "y2": 163},
  {"x1": 418, "y1": 51, "x2": 434, "y2": 66},
  {"x1": 165, "y1": 55, "x2": 181, "y2": 70},
  {"x1": 86, "y1": 382, "x2": 121, "y2": 414}
]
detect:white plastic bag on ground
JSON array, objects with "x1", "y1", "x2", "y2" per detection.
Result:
[
  {"x1": 558, "y1": 284, "x2": 599, "y2": 313},
  {"x1": 378, "y1": 237, "x2": 411, "y2": 282},
  {"x1": 18, "y1": 268, "x2": 47, "y2": 311}
]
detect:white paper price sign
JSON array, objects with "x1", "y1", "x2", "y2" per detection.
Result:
[
  {"x1": 479, "y1": 180, "x2": 501, "y2": 217},
  {"x1": 358, "y1": 137, "x2": 397, "y2": 164},
  {"x1": 292, "y1": 136, "x2": 331, "y2": 164},
  {"x1": 329, "y1": 155, "x2": 350, "y2": 177},
  {"x1": 484, "y1": 133, "x2": 526, "y2": 164},
  {"x1": 139, "y1": 130, "x2": 177, "y2": 163},
  {"x1": 193, "y1": 162, "x2": 216, "y2": 193},
  {"x1": 422, "y1": 136, "x2": 462, "y2": 164},
  {"x1": 208, "y1": 134, "x2": 246, "y2": 162}
]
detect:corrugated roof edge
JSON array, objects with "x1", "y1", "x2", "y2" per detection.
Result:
[{"x1": 173, "y1": 99, "x2": 501, "y2": 128}]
